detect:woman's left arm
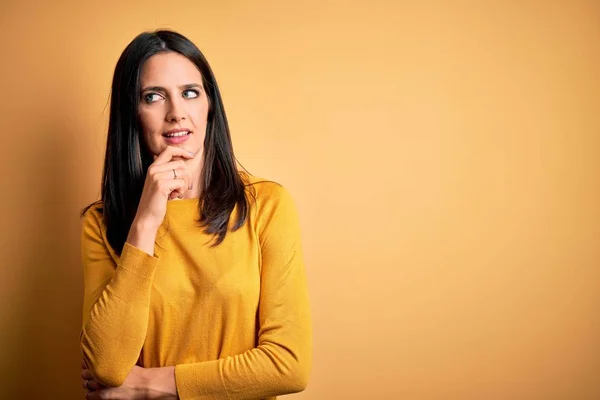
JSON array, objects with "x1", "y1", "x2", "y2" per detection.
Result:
[{"x1": 174, "y1": 184, "x2": 312, "y2": 400}]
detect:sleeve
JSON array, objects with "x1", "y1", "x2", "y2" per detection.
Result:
[
  {"x1": 79, "y1": 208, "x2": 160, "y2": 387},
  {"x1": 174, "y1": 185, "x2": 313, "y2": 400}
]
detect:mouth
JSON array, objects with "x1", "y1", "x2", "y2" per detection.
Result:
[
  {"x1": 163, "y1": 129, "x2": 191, "y2": 138},
  {"x1": 163, "y1": 129, "x2": 191, "y2": 144}
]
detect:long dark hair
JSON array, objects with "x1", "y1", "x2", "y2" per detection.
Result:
[{"x1": 81, "y1": 30, "x2": 251, "y2": 253}]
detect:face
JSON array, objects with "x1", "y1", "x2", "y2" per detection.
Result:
[{"x1": 137, "y1": 52, "x2": 209, "y2": 157}]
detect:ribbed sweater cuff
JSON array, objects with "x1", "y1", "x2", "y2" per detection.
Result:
[
  {"x1": 110, "y1": 242, "x2": 159, "y2": 305},
  {"x1": 175, "y1": 360, "x2": 229, "y2": 400}
]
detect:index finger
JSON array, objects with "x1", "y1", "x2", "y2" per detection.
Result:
[{"x1": 153, "y1": 146, "x2": 195, "y2": 164}]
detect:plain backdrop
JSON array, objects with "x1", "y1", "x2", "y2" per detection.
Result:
[{"x1": 0, "y1": 1, "x2": 599, "y2": 399}]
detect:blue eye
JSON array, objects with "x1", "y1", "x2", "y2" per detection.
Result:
[
  {"x1": 143, "y1": 93, "x2": 162, "y2": 103},
  {"x1": 183, "y1": 89, "x2": 199, "y2": 99}
]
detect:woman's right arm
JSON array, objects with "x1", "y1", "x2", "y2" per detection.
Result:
[
  {"x1": 80, "y1": 211, "x2": 160, "y2": 388},
  {"x1": 80, "y1": 146, "x2": 196, "y2": 387}
]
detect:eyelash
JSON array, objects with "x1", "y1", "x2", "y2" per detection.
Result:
[{"x1": 143, "y1": 89, "x2": 200, "y2": 104}]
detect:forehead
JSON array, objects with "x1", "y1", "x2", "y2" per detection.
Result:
[{"x1": 140, "y1": 52, "x2": 203, "y2": 85}]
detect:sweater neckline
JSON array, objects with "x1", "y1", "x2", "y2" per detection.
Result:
[{"x1": 167, "y1": 197, "x2": 200, "y2": 208}]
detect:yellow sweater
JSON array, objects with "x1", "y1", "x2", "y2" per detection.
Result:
[{"x1": 80, "y1": 174, "x2": 312, "y2": 400}]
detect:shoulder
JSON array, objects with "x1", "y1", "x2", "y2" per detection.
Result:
[
  {"x1": 80, "y1": 201, "x2": 121, "y2": 260},
  {"x1": 239, "y1": 171, "x2": 296, "y2": 211},
  {"x1": 238, "y1": 171, "x2": 300, "y2": 234},
  {"x1": 80, "y1": 201, "x2": 107, "y2": 239},
  {"x1": 81, "y1": 201, "x2": 104, "y2": 224}
]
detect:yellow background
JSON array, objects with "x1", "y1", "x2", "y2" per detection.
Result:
[{"x1": 1, "y1": 1, "x2": 599, "y2": 399}]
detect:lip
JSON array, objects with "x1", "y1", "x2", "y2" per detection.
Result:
[
  {"x1": 163, "y1": 128, "x2": 191, "y2": 135},
  {"x1": 163, "y1": 128, "x2": 192, "y2": 145}
]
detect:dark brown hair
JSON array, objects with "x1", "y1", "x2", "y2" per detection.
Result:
[{"x1": 81, "y1": 30, "x2": 250, "y2": 253}]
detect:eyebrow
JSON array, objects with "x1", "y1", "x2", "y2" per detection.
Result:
[{"x1": 140, "y1": 83, "x2": 203, "y2": 92}]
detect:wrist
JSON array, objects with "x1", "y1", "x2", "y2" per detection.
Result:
[
  {"x1": 145, "y1": 366, "x2": 178, "y2": 399},
  {"x1": 139, "y1": 366, "x2": 153, "y2": 397},
  {"x1": 127, "y1": 218, "x2": 159, "y2": 257},
  {"x1": 132, "y1": 215, "x2": 160, "y2": 232}
]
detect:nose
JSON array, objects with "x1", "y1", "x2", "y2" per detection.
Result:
[{"x1": 166, "y1": 97, "x2": 186, "y2": 122}]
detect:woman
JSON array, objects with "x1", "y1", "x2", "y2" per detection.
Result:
[{"x1": 79, "y1": 30, "x2": 311, "y2": 400}]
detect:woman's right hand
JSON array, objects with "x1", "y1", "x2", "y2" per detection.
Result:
[{"x1": 133, "y1": 146, "x2": 196, "y2": 229}]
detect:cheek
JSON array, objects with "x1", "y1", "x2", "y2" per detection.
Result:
[
  {"x1": 138, "y1": 110, "x2": 158, "y2": 136},
  {"x1": 137, "y1": 110, "x2": 162, "y2": 153},
  {"x1": 189, "y1": 99, "x2": 210, "y2": 123}
]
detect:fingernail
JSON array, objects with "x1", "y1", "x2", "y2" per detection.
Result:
[{"x1": 187, "y1": 150, "x2": 195, "y2": 156}]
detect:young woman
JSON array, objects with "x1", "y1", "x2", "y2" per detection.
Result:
[{"x1": 79, "y1": 30, "x2": 311, "y2": 400}]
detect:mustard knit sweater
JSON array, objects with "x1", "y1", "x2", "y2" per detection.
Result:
[{"x1": 79, "y1": 174, "x2": 312, "y2": 400}]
